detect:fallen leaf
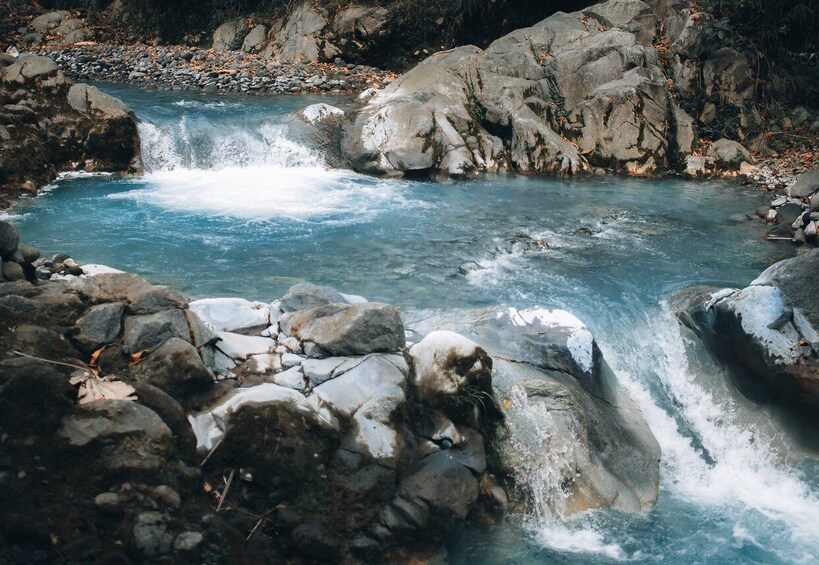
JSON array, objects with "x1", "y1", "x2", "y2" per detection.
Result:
[
  {"x1": 69, "y1": 370, "x2": 137, "y2": 404},
  {"x1": 129, "y1": 349, "x2": 150, "y2": 367}
]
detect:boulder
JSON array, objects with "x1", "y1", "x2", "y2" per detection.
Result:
[
  {"x1": 789, "y1": 170, "x2": 819, "y2": 198},
  {"x1": 279, "y1": 282, "x2": 348, "y2": 313},
  {"x1": 128, "y1": 337, "x2": 213, "y2": 405},
  {"x1": 265, "y1": 4, "x2": 338, "y2": 63},
  {"x1": 189, "y1": 298, "x2": 271, "y2": 332},
  {"x1": 404, "y1": 305, "x2": 661, "y2": 513},
  {"x1": 706, "y1": 138, "x2": 753, "y2": 168},
  {"x1": 74, "y1": 302, "x2": 125, "y2": 352},
  {"x1": 313, "y1": 354, "x2": 407, "y2": 466},
  {"x1": 241, "y1": 25, "x2": 267, "y2": 53},
  {"x1": 409, "y1": 331, "x2": 501, "y2": 429},
  {"x1": 0, "y1": 221, "x2": 20, "y2": 259},
  {"x1": 281, "y1": 302, "x2": 404, "y2": 357},
  {"x1": 30, "y1": 11, "x2": 70, "y2": 33},
  {"x1": 128, "y1": 285, "x2": 188, "y2": 315},
  {"x1": 212, "y1": 18, "x2": 252, "y2": 52},
  {"x1": 675, "y1": 250, "x2": 819, "y2": 409},
  {"x1": 123, "y1": 309, "x2": 191, "y2": 353},
  {"x1": 0, "y1": 57, "x2": 141, "y2": 202},
  {"x1": 339, "y1": 1, "x2": 695, "y2": 178}
]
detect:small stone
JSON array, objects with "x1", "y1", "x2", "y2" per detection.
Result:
[
  {"x1": 153, "y1": 485, "x2": 181, "y2": 509},
  {"x1": 755, "y1": 206, "x2": 770, "y2": 218},
  {"x1": 173, "y1": 531, "x2": 203, "y2": 552},
  {"x1": 94, "y1": 492, "x2": 121, "y2": 512},
  {"x1": 793, "y1": 228, "x2": 807, "y2": 245},
  {"x1": 2, "y1": 261, "x2": 24, "y2": 281},
  {"x1": 805, "y1": 221, "x2": 818, "y2": 238}
]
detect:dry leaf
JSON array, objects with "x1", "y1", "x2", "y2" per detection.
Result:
[
  {"x1": 502, "y1": 399, "x2": 513, "y2": 410},
  {"x1": 69, "y1": 370, "x2": 137, "y2": 405},
  {"x1": 129, "y1": 349, "x2": 150, "y2": 367}
]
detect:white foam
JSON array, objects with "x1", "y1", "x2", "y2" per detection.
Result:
[
  {"x1": 532, "y1": 524, "x2": 628, "y2": 561},
  {"x1": 110, "y1": 166, "x2": 411, "y2": 221},
  {"x1": 600, "y1": 304, "x2": 819, "y2": 559}
]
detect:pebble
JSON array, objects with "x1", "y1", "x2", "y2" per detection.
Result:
[{"x1": 34, "y1": 43, "x2": 396, "y2": 96}]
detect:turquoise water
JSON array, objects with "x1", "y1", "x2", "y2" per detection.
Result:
[{"x1": 7, "y1": 85, "x2": 818, "y2": 564}]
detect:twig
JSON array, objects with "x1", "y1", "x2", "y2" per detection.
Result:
[
  {"x1": 13, "y1": 351, "x2": 90, "y2": 372},
  {"x1": 246, "y1": 509, "x2": 274, "y2": 541},
  {"x1": 199, "y1": 437, "x2": 223, "y2": 468},
  {"x1": 216, "y1": 469, "x2": 235, "y2": 512}
]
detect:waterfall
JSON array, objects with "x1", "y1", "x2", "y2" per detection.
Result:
[{"x1": 137, "y1": 118, "x2": 322, "y2": 173}]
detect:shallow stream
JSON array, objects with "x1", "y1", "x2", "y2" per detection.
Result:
[{"x1": 7, "y1": 85, "x2": 818, "y2": 564}]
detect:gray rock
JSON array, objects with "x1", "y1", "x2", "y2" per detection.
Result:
[
  {"x1": 279, "y1": 282, "x2": 348, "y2": 313},
  {"x1": 173, "y1": 531, "x2": 203, "y2": 552},
  {"x1": 93, "y1": 492, "x2": 121, "y2": 512},
  {"x1": 313, "y1": 354, "x2": 407, "y2": 466},
  {"x1": 2, "y1": 55, "x2": 60, "y2": 83},
  {"x1": 75, "y1": 302, "x2": 125, "y2": 351},
  {"x1": 30, "y1": 11, "x2": 69, "y2": 33},
  {"x1": 17, "y1": 243, "x2": 40, "y2": 263},
  {"x1": 241, "y1": 25, "x2": 267, "y2": 53},
  {"x1": 281, "y1": 302, "x2": 404, "y2": 357},
  {"x1": 0, "y1": 221, "x2": 19, "y2": 259},
  {"x1": 789, "y1": 170, "x2": 819, "y2": 198},
  {"x1": 706, "y1": 139, "x2": 752, "y2": 168},
  {"x1": 404, "y1": 306, "x2": 661, "y2": 513},
  {"x1": 59, "y1": 400, "x2": 173, "y2": 448},
  {"x1": 123, "y1": 309, "x2": 190, "y2": 353},
  {"x1": 128, "y1": 337, "x2": 212, "y2": 404},
  {"x1": 128, "y1": 285, "x2": 188, "y2": 315},
  {"x1": 212, "y1": 18, "x2": 251, "y2": 52},
  {"x1": 675, "y1": 250, "x2": 819, "y2": 409},
  {"x1": 132, "y1": 511, "x2": 173, "y2": 557}
]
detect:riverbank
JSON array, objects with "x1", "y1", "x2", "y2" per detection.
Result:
[{"x1": 35, "y1": 42, "x2": 397, "y2": 95}]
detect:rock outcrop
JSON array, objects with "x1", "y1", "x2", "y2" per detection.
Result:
[
  {"x1": 674, "y1": 249, "x2": 819, "y2": 412},
  {"x1": 0, "y1": 54, "x2": 141, "y2": 207},
  {"x1": 405, "y1": 305, "x2": 661, "y2": 514},
  {"x1": 0, "y1": 231, "x2": 662, "y2": 561},
  {"x1": 333, "y1": 1, "x2": 689, "y2": 177},
  {"x1": 324, "y1": 0, "x2": 762, "y2": 179}
]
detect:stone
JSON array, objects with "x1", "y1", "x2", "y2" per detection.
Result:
[
  {"x1": 281, "y1": 302, "x2": 404, "y2": 357},
  {"x1": 0, "y1": 221, "x2": 19, "y2": 259},
  {"x1": 267, "y1": 4, "x2": 337, "y2": 63},
  {"x1": 789, "y1": 170, "x2": 819, "y2": 198},
  {"x1": 811, "y1": 192, "x2": 819, "y2": 212},
  {"x1": 189, "y1": 298, "x2": 271, "y2": 332},
  {"x1": 301, "y1": 357, "x2": 346, "y2": 385},
  {"x1": 776, "y1": 203, "x2": 803, "y2": 229},
  {"x1": 132, "y1": 511, "x2": 173, "y2": 557},
  {"x1": 215, "y1": 332, "x2": 276, "y2": 361},
  {"x1": 128, "y1": 338, "x2": 212, "y2": 404},
  {"x1": 173, "y1": 531, "x2": 203, "y2": 552},
  {"x1": 212, "y1": 18, "x2": 251, "y2": 52},
  {"x1": 123, "y1": 309, "x2": 190, "y2": 353},
  {"x1": 94, "y1": 492, "x2": 121, "y2": 512},
  {"x1": 30, "y1": 11, "x2": 70, "y2": 33},
  {"x1": 313, "y1": 354, "x2": 406, "y2": 466},
  {"x1": 241, "y1": 25, "x2": 267, "y2": 53},
  {"x1": 279, "y1": 283, "x2": 348, "y2": 313},
  {"x1": 128, "y1": 286, "x2": 188, "y2": 315},
  {"x1": 706, "y1": 139, "x2": 752, "y2": 168},
  {"x1": 676, "y1": 251, "x2": 819, "y2": 408},
  {"x1": 75, "y1": 302, "x2": 125, "y2": 352},
  {"x1": 59, "y1": 400, "x2": 173, "y2": 448},
  {"x1": 1, "y1": 261, "x2": 24, "y2": 281},
  {"x1": 188, "y1": 383, "x2": 336, "y2": 451},
  {"x1": 409, "y1": 331, "x2": 494, "y2": 415},
  {"x1": 152, "y1": 485, "x2": 181, "y2": 509}
]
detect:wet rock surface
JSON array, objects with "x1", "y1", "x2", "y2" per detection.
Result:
[
  {"x1": 0, "y1": 229, "x2": 661, "y2": 561},
  {"x1": 674, "y1": 249, "x2": 819, "y2": 413}
]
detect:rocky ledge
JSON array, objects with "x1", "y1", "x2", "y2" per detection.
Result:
[
  {"x1": 0, "y1": 53, "x2": 141, "y2": 207},
  {"x1": 673, "y1": 248, "x2": 819, "y2": 415},
  {"x1": 0, "y1": 220, "x2": 659, "y2": 562},
  {"x1": 322, "y1": 0, "x2": 805, "y2": 179}
]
